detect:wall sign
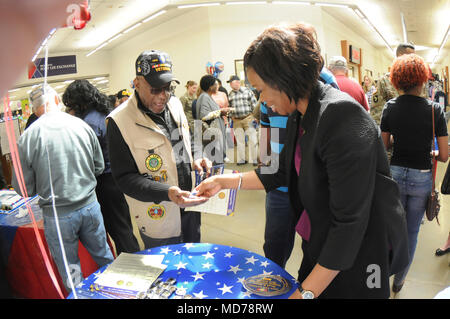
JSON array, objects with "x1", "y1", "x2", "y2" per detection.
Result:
[{"x1": 28, "y1": 55, "x2": 77, "y2": 79}]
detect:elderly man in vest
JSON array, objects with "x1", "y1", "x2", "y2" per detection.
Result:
[{"x1": 107, "y1": 50, "x2": 211, "y2": 249}]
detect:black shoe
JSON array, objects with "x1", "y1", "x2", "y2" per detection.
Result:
[
  {"x1": 392, "y1": 282, "x2": 404, "y2": 293},
  {"x1": 237, "y1": 161, "x2": 247, "y2": 166},
  {"x1": 435, "y1": 247, "x2": 450, "y2": 256}
]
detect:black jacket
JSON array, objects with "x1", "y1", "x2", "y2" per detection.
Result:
[{"x1": 257, "y1": 82, "x2": 408, "y2": 298}]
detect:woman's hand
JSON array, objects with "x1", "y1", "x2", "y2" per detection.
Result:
[
  {"x1": 195, "y1": 176, "x2": 223, "y2": 198},
  {"x1": 168, "y1": 186, "x2": 208, "y2": 208}
]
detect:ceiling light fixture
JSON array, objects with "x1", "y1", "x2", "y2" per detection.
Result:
[
  {"x1": 350, "y1": 6, "x2": 395, "y2": 55},
  {"x1": 143, "y1": 10, "x2": 167, "y2": 22},
  {"x1": 87, "y1": 9, "x2": 169, "y2": 57},
  {"x1": 178, "y1": 3, "x2": 220, "y2": 9},
  {"x1": 272, "y1": 1, "x2": 311, "y2": 5},
  {"x1": 107, "y1": 33, "x2": 123, "y2": 43},
  {"x1": 123, "y1": 22, "x2": 142, "y2": 34},
  {"x1": 31, "y1": 28, "x2": 57, "y2": 62},
  {"x1": 225, "y1": 1, "x2": 267, "y2": 5},
  {"x1": 431, "y1": 25, "x2": 450, "y2": 67},
  {"x1": 313, "y1": 2, "x2": 349, "y2": 9}
]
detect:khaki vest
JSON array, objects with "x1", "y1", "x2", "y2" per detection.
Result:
[{"x1": 108, "y1": 93, "x2": 193, "y2": 239}]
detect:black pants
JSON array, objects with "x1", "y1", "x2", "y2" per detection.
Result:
[
  {"x1": 0, "y1": 237, "x2": 11, "y2": 298},
  {"x1": 181, "y1": 209, "x2": 201, "y2": 243},
  {"x1": 96, "y1": 173, "x2": 140, "y2": 255}
]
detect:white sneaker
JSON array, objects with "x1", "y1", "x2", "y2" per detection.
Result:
[{"x1": 224, "y1": 157, "x2": 231, "y2": 163}]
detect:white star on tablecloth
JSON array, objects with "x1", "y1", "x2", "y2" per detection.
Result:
[
  {"x1": 191, "y1": 272, "x2": 205, "y2": 281},
  {"x1": 183, "y1": 243, "x2": 195, "y2": 249},
  {"x1": 173, "y1": 250, "x2": 181, "y2": 256},
  {"x1": 160, "y1": 247, "x2": 171, "y2": 254},
  {"x1": 262, "y1": 270, "x2": 273, "y2": 275},
  {"x1": 218, "y1": 283, "x2": 233, "y2": 295},
  {"x1": 245, "y1": 256, "x2": 259, "y2": 264},
  {"x1": 202, "y1": 251, "x2": 215, "y2": 260},
  {"x1": 202, "y1": 262, "x2": 212, "y2": 269},
  {"x1": 228, "y1": 265, "x2": 243, "y2": 274},
  {"x1": 193, "y1": 290, "x2": 208, "y2": 299},
  {"x1": 236, "y1": 277, "x2": 246, "y2": 284},
  {"x1": 241, "y1": 290, "x2": 252, "y2": 298},
  {"x1": 224, "y1": 252, "x2": 234, "y2": 258},
  {"x1": 175, "y1": 261, "x2": 187, "y2": 270},
  {"x1": 260, "y1": 261, "x2": 269, "y2": 267}
]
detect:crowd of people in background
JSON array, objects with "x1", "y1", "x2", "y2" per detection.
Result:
[{"x1": 2, "y1": 29, "x2": 449, "y2": 298}]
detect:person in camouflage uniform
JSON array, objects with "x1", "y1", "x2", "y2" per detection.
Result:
[
  {"x1": 372, "y1": 43, "x2": 416, "y2": 126},
  {"x1": 179, "y1": 80, "x2": 198, "y2": 132}
]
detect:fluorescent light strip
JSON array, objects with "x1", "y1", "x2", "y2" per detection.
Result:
[
  {"x1": 272, "y1": 1, "x2": 311, "y2": 5},
  {"x1": 314, "y1": 2, "x2": 349, "y2": 9},
  {"x1": 8, "y1": 89, "x2": 19, "y2": 93},
  {"x1": 108, "y1": 33, "x2": 123, "y2": 43},
  {"x1": 178, "y1": 3, "x2": 220, "y2": 9},
  {"x1": 123, "y1": 22, "x2": 142, "y2": 34},
  {"x1": 225, "y1": 1, "x2": 267, "y2": 5},
  {"x1": 143, "y1": 10, "x2": 167, "y2": 22}
]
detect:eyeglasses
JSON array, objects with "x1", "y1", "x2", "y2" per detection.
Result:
[{"x1": 150, "y1": 84, "x2": 171, "y2": 95}]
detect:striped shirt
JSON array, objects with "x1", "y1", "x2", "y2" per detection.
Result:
[
  {"x1": 229, "y1": 87, "x2": 257, "y2": 118},
  {"x1": 260, "y1": 102, "x2": 289, "y2": 193}
]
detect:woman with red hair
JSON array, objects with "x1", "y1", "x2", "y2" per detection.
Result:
[{"x1": 381, "y1": 53, "x2": 448, "y2": 293}]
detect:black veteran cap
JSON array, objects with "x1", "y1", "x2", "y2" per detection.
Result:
[{"x1": 136, "y1": 50, "x2": 180, "y2": 88}]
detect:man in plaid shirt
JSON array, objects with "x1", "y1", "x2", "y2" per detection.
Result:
[{"x1": 227, "y1": 75, "x2": 258, "y2": 165}]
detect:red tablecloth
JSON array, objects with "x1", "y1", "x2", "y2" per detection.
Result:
[{"x1": 5, "y1": 218, "x2": 109, "y2": 299}]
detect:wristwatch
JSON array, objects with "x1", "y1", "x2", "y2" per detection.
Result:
[{"x1": 299, "y1": 285, "x2": 315, "y2": 299}]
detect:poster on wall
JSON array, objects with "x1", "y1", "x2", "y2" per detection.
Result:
[
  {"x1": 349, "y1": 45, "x2": 361, "y2": 65},
  {"x1": 28, "y1": 55, "x2": 77, "y2": 79}
]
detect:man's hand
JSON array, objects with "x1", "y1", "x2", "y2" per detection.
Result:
[
  {"x1": 168, "y1": 186, "x2": 208, "y2": 208},
  {"x1": 193, "y1": 158, "x2": 212, "y2": 177}
]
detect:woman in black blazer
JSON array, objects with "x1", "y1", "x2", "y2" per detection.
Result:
[{"x1": 195, "y1": 23, "x2": 409, "y2": 299}]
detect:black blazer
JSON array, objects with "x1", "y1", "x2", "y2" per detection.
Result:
[{"x1": 257, "y1": 82, "x2": 408, "y2": 298}]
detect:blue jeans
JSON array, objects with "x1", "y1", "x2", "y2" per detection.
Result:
[
  {"x1": 263, "y1": 190, "x2": 296, "y2": 268},
  {"x1": 43, "y1": 200, "x2": 114, "y2": 291},
  {"x1": 390, "y1": 165, "x2": 432, "y2": 285}
]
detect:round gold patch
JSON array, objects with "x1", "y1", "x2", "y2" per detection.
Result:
[
  {"x1": 218, "y1": 192, "x2": 226, "y2": 199},
  {"x1": 145, "y1": 154, "x2": 163, "y2": 172},
  {"x1": 148, "y1": 204, "x2": 166, "y2": 220}
]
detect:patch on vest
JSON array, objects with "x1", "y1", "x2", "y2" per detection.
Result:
[
  {"x1": 148, "y1": 204, "x2": 165, "y2": 220},
  {"x1": 145, "y1": 154, "x2": 163, "y2": 172}
]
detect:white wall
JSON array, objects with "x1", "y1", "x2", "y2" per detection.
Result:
[
  {"x1": 206, "y1": 4, "x2": 324, "y2": 91},
  {"x1": 108, "y1": 4, "x2": 394, "y2": 97},
  {"x1": 321, "y1": 10, "x2": 393, "y2": 81},
  {"x1": 109, "y1": 8, "x2": 212, "y2": 97}
]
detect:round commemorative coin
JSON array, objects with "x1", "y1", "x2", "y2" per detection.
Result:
[{"x1": 242, "y1": 274, "x2": 292, "y2": 297}]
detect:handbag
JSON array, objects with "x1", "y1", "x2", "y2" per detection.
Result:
[
  {"x1": 441, "y1": 161, "x2": 450, "y2": 194},
  {"x1": 425, "y1": 104, "x2": 440, "y2": 224}
]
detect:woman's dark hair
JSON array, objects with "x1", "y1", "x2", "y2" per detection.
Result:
[
  {"x1": 62, "y1": 79, "x2": 111, "y2": 117},
  {"x1": 200, "y1": 75, "x2": 217, "y2": 92},
  {"x1": 243, "y1": 23, "x2": 324, "y2": 103}
]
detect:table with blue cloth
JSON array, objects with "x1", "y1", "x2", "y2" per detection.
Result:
[{"x1": 71, "y1": 243, "x2": 298, "y2": 299}]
